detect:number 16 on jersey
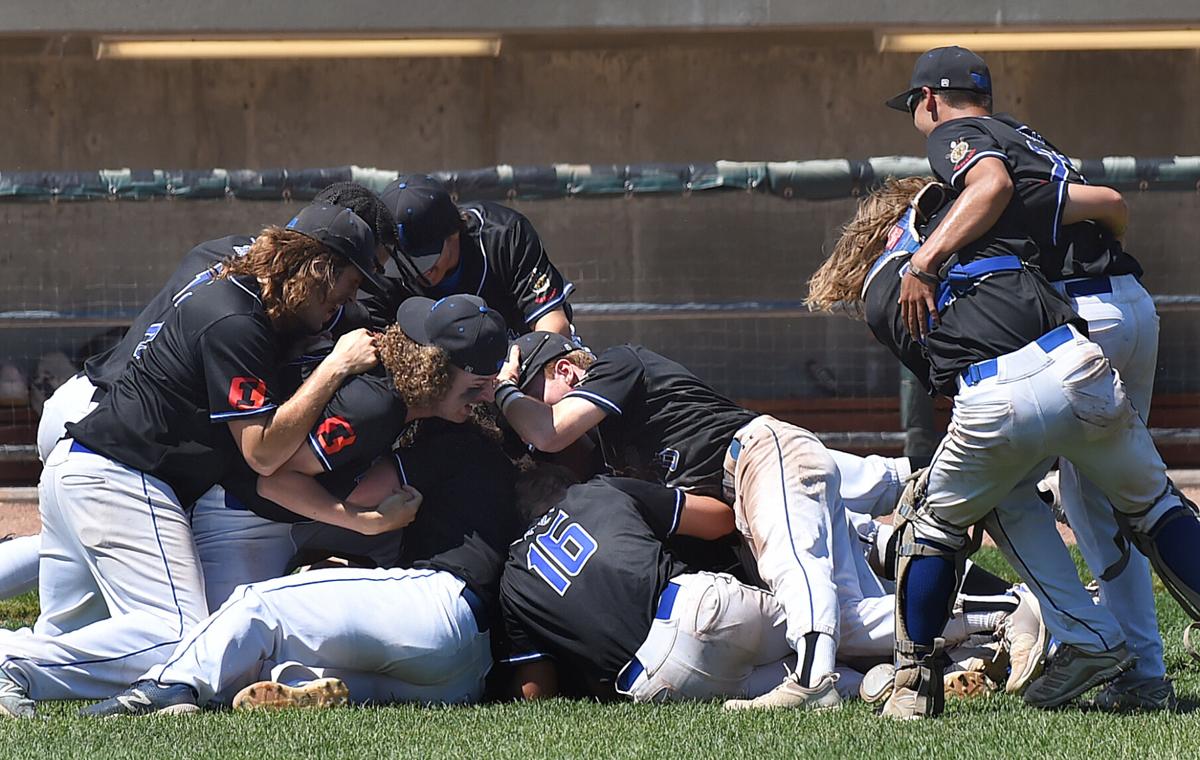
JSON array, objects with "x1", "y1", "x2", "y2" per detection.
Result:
[{"x1": 527, "y1": 510, "x2": 598, "y2": 596}]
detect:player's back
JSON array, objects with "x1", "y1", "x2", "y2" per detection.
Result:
[
  {"x1": 500, "y1": 476, "x2": 689, "y2": 679},
  {"x1": 84, "y1": 235, "x2": 253, "y2": 391}
]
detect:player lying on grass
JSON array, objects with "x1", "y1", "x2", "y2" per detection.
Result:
[
  {"x1": 499, "y1": 464, "x2": 1044, "y2": 705},
  {"x1": 490, "y1": 330, "x2": 1045, "y2": 712},
  {"x1": 0, "y1": 204, "x2": 386, "y2": 718},
  {"x1": 808, "y1": 172, "x2": 1200, "y2": 718},
  {"x1": 84, "y1": 420, "x2": 521, "y2": 716},
  {"x1": 887, "y1": 45, "x2": 1170, "y2": 712}
]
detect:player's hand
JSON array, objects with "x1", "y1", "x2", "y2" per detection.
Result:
[
  {"x1": 898, "y1": 270, "x2": 938, "y2": 341},
  {"x1": 328, "y1": 328, "x2": 379, "y2": 377},
  {"x1": 360, "y1": 485, "x2": 422, "y2": 535},
  {"x1": 497, "y1": 344, "x2": 522, "y2": 386}
]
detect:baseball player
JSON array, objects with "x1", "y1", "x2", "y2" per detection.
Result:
[
  {"x1": 491, "y1": 332, "x2": 920, "y2": 712},
  {"x1": 83, "y1": 352, "x2": 521, "y2": 716},
  {"x1": 808, "y1": 175, "x2": 1200, "y2": 719},
  {"x1": 0, "y1": 204, "x2": 387, "y2": 718},
  {"x1": 499, "y1": 463, "x2": 1041, "y2": 705},
  {"x1": 887, "y1": 45, "x2": 1168, "y2": 710},
  {"x1": 361, "y1": 175, "x2": 576, "y2": 340},
  {"x1": 0, "y1": 184, "x2": 401, "y2": 613}
]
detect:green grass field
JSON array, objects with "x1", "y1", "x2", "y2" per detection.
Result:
[{"x1": 2, "y1": 548, "x2": 1198, "y2": 760}]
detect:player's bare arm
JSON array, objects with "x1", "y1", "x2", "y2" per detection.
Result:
[
  {"x1": 513, "y1": 661, "x2": 559, "y2": 701},
  {"x1": 257, "y1": 457, "x2": 421, "y2": 536},
  {"x1": 899, "y1": 157, "x2": 1012, "y2": 339},
  {"x1": 229, "y1": 328, "x2": 378, "y2": 476},
  {"x1": 506, "y1": 395, "x2": 606, "y2": 453},
  {"x1": 1063, "y1": 184, "x2": 1128, "y2": 240},
  {"x1": 529, "y1": 307, "x2": 573, "y2": 339},
  {"x1": 676, "y1": 492, "x2": 736, "y2": 539}
]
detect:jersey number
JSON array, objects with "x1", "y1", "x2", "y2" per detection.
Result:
[
  {"x1": 526, "y1": 511, "x2": 598, "y2": 596},
  {"x1": 132, "y1": 323, "x2": 164, "y2": 360}
]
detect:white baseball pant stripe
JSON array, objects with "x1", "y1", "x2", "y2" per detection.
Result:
[
  {"x1": 724, "y1": 416, "x2": 847, "y2": 653},
  {"x1": 0, "y1": 440, "x2": 208, "y2": 699},
  {"x1": 144, "y1": 568, "x2": 490, "y2": 706},
  {"x1": 1054, "y1": 274, "x2": 1164, "y2": 679}
]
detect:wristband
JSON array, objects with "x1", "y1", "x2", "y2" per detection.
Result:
[
  {"x1": 495, "y1": 383, "x2": 525, "y2": 413},
  {"x1": 906, "y1": 263, "x2": 941, "y2": 286}
]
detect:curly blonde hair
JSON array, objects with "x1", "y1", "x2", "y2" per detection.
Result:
[
  {"x1": 218, "y1": 226, "x2": 342, "y2": 323},
  {"x1": 806, "y1": 177, "x2": 930, "y2": 318},
  {"x1": 376, "y1": 325, "x2": 453, "y2": 409}
]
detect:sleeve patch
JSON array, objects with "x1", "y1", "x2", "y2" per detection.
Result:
[
  {"x1": 315, "y1": 416, "x2": 358, "y2": 456},
  {"x1": 227, "y1": 377, "x2": 268, "y2": 410}
]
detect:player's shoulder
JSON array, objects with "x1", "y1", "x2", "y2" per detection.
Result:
[
  {"x1": 185, "y1": 276, "x2": 269, "y2": 328},
  {"x1": 186, "y1": 234, "x2": 255, "y2": 264}
]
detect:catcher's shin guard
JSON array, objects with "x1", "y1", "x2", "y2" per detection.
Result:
[
  {"x1": 881, "y1": 639, "x2": 946, "y2": 719},
  {"x1": 886, "y1": 513, "x2": 966, "y2": 719},
  {"x1": 1118, "y1": 483, "x2": 1200, "y2": 621}
]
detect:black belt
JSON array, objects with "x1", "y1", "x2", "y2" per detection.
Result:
[
  {"x1": 1061, "y1": 276, "x2": 1113, "y2": 298},
  {"x1": 460, "y1": 585, "x2": 490, "y2": 633}
]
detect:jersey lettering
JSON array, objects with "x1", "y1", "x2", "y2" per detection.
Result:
[
  {"x1": 132, "y1": 323, "x2": 164, "y2": 360},
  {"x1": 526, "y1": 510, "x2": 599, "y2": 596},
  {"x1": 316, "y1": 416, "x2": 357, "y2": 455},
  {"x1": 228, "y1": 377, "x2": 268, "y2": 410}
]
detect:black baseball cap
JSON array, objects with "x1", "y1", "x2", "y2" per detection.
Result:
[
  {"x1": 396, "y1": 294, "x2": 507, "y2": 375},
  {"x1": 885, "y1": 46, "x2": 992, "y2": 112},
  {"x1": 285, "y1": 204, "x2": 387, "y2": 296},
  {"x1": 511, "y1": 331, "x2": 580, "y2": 390},
  {"x1": 380, "y1": 175, "x2": 462, "y2": 274}
]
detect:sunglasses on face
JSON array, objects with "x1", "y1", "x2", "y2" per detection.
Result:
[{"x1": 906, "y1": 90, "x2": 925, "y2": 116}]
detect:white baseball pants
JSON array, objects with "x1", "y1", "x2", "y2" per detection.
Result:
[{"x1": 143, "y1": 568, "x2": 491, "y2": 706}]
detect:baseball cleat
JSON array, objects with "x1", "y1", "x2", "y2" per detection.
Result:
[
  {"x1": 81, "y1": 680, "x2": 199, "y2": 717},
  {"x1": 1022, "y1": 643, "x2": 1134, "y2": 709},
  {"x1": 1089, "y1": 673, "x2": 1176, "y2": 713},
  {"x1": 723, "y1": 672, "x2": 841, "y2": 712},
  {"x1": 0, "y1": 674, "x2": 34, "y2": 719},
  {"x1": 999, "y1": 585, "x2": 1048, "y2": 694},
  {"x1": 859, "y1": 663, "x2": 895, "y2": 704},
  {"x1": 232, "y1": 678, "x2": 350, "y2": 711}
]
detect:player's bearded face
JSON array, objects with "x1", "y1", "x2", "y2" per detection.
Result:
[
  {"x1": 295, "y1": 266, "x2": 363, "y2": 334},
  {"x1": 433, "y1": 367, "x2": 497, "y2": 422}
]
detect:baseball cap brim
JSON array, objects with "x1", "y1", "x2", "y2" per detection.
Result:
[
  {"x1": 406, "y1": 247, "x2": 446, "y2": 276},
  {"x1": 885, "y1": 87, "x2": 920, "y2": 112},
  {"x1": 396, "y1": 296, "x2": 437, "y2": 345}
]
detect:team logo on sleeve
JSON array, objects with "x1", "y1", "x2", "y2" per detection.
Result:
[
  {"x1": 948, "y1": 139, "x2": 975, "y2": 170},
  {"x1": 227, "y1": 377, "x2": 268, "y2": 410},
  {"x1": 531, "y1": 271, "x2": 559, "y2": 305},
  {"x1": 316, "y1": 416, "x2": 357, "y2": 455}
]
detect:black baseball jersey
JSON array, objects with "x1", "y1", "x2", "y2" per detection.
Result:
[
  {"x1": 221, "y1": 362, "x2": 411, "y2": 523},
  {"x1": 864, "y1": 201, "x2": 1082, "y2": 397},
  {"x1": 361, "y1": 201, "x2": 574, "y2": 337},
  {"x1": 926, "y1": 114, "x2": 1142, "y2": 281},
  {"x1": 564, "y1": 345, "x2": 757, "y2": 496},
  {"x1": 83, "y1": 235, "x2": 363, "y2": 392},
  {"x1": 68, "y1": 276, "x2": 284, "y2": 506},
  {"x1": 498, "y1": 476, "x2": 688, "y2": 680},
  {"x1": 404, "y1": 425, "x2": 522, "y2": 617}
]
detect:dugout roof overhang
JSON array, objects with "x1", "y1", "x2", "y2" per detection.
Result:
[{"x1": 1, "y1": 0, "x2": 1198, "y2": 36}]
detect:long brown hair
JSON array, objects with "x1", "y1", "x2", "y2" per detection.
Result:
[
  {"x1": 218, "y1": 226, "x2": 342, "y2": 323},
  {"x1": 806, "y1": 177, "x2": 929, "y2": 318},
  {"x1": 376, "y1": 325, "x2": 453, "y2": 409}
]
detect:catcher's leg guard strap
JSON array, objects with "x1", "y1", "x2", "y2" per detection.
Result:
[{"x1": 885, "y1": 638, "x2": 946, "y2": 719}]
